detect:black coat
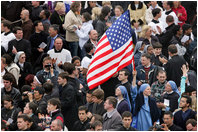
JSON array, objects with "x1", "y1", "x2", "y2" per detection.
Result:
[
  {"x1": 151, "y1": 54, "x2": 167, "y2": 67},
  {"x1": 174, "y1": 109, "x2": 196, "y2": 131},
  {"x1": 164, "y1": 55, "x2": 186, "y2": 87},
  {"x1": 72, "y1": 118, "x2": 90, "y2": 131},
  {"x1": 118, "y1": 126, "x2": 137, "y2": 131},
  {"x1": 169, "y1": 124, "x2": 183, "y2": 131},
  {"x1": 92, "y1": 101, "x2": 106, "y2": 116},
  {"x1": 138, "y1": 35, "x2": 159, "y2": 45},
  {"x1": 157, "y1": 23, "x2": 177, "y2": 57},
  {"x1": 7, "y1": 39, "x2": 32, "y2": 62},
  {"x1": 29, "y1": 122, "x2": 43, "y2": 131},
  {"x1": 162, "y1": 92, "x2": 179, "y2": 112},
  {"x1": 59, "y1": 83, "x2": 78, "y2": 131}
]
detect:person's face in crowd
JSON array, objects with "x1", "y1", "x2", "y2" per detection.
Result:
[
  {"x1": 51, "y1": 120, "x2": 61, "y2": 131},
  {"x1": 33, "y1": 90, "x2": 42, "y2": 101},
  {"x1": 173, "y1": 1, "x2": 179, "y2": 8},
  {"x1": 57, "y1": 77, "x2": 66, "y2": 86},
  {"x1": 3, "y1": 80, "x2": 12, "y2": 92},
  {"x1": 48, "y1": 27, "x2": 57, "y2": 37},
  {"x1": 17, "y1": 118, "x2": 29, "y2": 130},
  {"x1": 89, "y1": 30, "x2": 98, "y2": 41},
  {"x1": 89, "y1": 1, "x2": 96, "y2": 8},
  {"x1": 163, "y1": 114, "x2": 173, "y2": 127},
  {"x1": 92, "y1": 96, "x2": 101, "y2": 104},
  {"x1": 151, "y1": 1, "x2": 157, "y2": 7},
  {"x1": 1, "y1": 23, "x2": 5, "y2": 32},
  {"x1": 165, "y1": 82, "x2": 172, "y2": 92},
  {"x1": 78, "y1": 3, "x2": 82, "y2": 12},
  {"x1": 157, "y1": 72, "x2": 166, "y2": 83},
  {"x1": 1, "y1": 58, "x2": 6, "y2": 71},
  {"x1": 15, "y1": 30, "x2": 23, "y2": 39},
  {"x1": 104, "y1": 99, "x2": 111, "y2": 110},
  {"x1": 186, "y1": 123, "x2": 197, "y2": 131},
  {"x1": 115, "y1": 87, "x2": 122, "y2": 97},
  {"x1": 82, "y1": 15, "x2": 86, "y2": 23},
  {"x1": 118, "y1": 71, "x2": 127, "y2": 82},
  {"x1": 36, "y1": 22, "x2": 44, "y2": 32},
  {"x1": 123, "y1": 116, "x2": 132, "y2": 129},
  {"x1": 54, "y1": 38, "x2": 63, "y2": 51},
  {"x1": 141, "y1": 56, "x2": 150, "y2": 67},
  {"x1": 143, "y1": 86, "x2": 151, "y2": 96},
  {"x1": 177, "y1": 28, "x2": 183, "y2": 36},
  {"x1": 39, "y1": 10, "x2": 45, "y2": 19},
  {"x1": 20, "y1": 10, "x2": 26, "y2": 20},
  {"x1": 191, "y1": 91, "x2": 196, "y2": 97},
  {"x1": 86, "y1": 93, "x2": 93, "y2": 103},
  {"x1": 73, "y1": 59, "x2": 81, "y2": 67},
  {"x1": 147, "y1": 46, "x2": 154, "y2": 55},
  {"x1": 47, "y1": 103, "x2": 57, "y2": 114},
  {"x1": 179, "y1": 97, "x2": 189, "y2": 109},
  {"x1": 78, "y1": 110, "x2": 87, "y2": 122},
  {"x1": 95, "y1": 125, "x2": 103, "y2": 131},
  {"x1": 114, "y1": 8, "x2": 122, "y2": 17},
  {"x1": 140, "y1": 43, "x2": 145, "y2": 51},
  {"x1": 163, "y1": 1, "x2": 168, "y2": 10},
  {"x1": 32, "y1": 1, "x2": 39, "y2": 7},
  {"x1": 23, "y1": 103, "x2": 31, "y2": 114},
  {"x1": 43, "y1": 59, "x2": 52, "y2": 69},
  {"x1": 19, "y1": 53, "x2": 26, "y2": 63},
  {"x1": 146, "y1": 28, "x2": 153, "y2": 37},
  {"x1": 185, "y1": 28, "x2": 192, "y2": 35},
  {"x1": 57, "y1": 6, "x2": 66, "y2": 16},
  {"x1": 154, "y1": 48, "x2": 162, "y2": 56},
  {"x1": 3, "y1": 100, "x2": 12, "y2": 109}
]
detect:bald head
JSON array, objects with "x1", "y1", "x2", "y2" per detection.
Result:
[
  {"x1": 50, "y1": 119, "x2": 63, "y2": 131},
  {"x1": 21, "y1": 9, "x2": 30, "y2": 21}
]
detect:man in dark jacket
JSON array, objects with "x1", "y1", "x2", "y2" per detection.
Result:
[
  {"x1": 157, "y1": 15, "x2": 177, "y2": 57},
  {"x1": 160, "y1": 44, "x2": 186, "y2": 87},
  {"x1": 1, "y1": 73, "x2": 22, "y2": 108},
  {"x1": 72, "y1": 106, "x2": 90, "y2": 131},
  {"x1": 7, "y1": 26, "x2": 31, "y2": 62},
  {"x1": 174, "y1": 95, "x2": 196, "y2": 131},
  {"x1": 58, "y1": 72, "x2": 78, "y2": 131}
]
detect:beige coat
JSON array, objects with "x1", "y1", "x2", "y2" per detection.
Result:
[{"x1": 63, "y1": 10, "x2": 82, "y2": 42}]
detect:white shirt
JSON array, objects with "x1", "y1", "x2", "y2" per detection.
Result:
[
  {"x1": 159, "y1": 10, "x2": 178, "y2": 29},
  {"x1": 1, "y1": 32, "x2": 16, "y2": 51},
  {"x1": 81, "y1": 55, "x2": 93, "y2": 69}
]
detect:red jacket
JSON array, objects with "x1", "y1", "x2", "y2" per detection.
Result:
[{"x1": 172, "y1": 5, "x2": 187, "y2": 27}]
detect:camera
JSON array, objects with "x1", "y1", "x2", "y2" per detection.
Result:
[
  {"x1": 155, "y1": 124, "x2": 163, "y2": 130},
  {"x1": 45, "y1": 64, "x2": 51, "y2": 68}
]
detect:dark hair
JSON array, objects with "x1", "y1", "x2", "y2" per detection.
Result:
[
  {"x1": 166, "y1": 15, "x2": 174, "y2": 23},
  {"x1": 84, "y1": 43, "x2": 94, "y2": 53},
  {"x1": 21, "y1": 85, "x2": 32, "y2": 93},
  {"x1": 12, "y1": 26, "x2": 23, "y2": 34},
  {"x1": 182, "y1": 24, "x2": 192, "y2": 33},
  {"x1": 34, "y1": 86, "x2": 45, "y2": 95},
  {"x1": 36, "y1": 106, "x2": 47, "y2": 115},
  {"x1": 2, "y1": 54, "x2": 13, "y2": 66},
  {"x1": 153, "y1": 42, "x2": 162, "y2": 49},
  {"x1": 3, "y1": 73, "x2": 14, "y2": 83},
  {"x1": 54, "y1": 37, "x2": 63, "y2": 43},
  {"x1": 58, "y1": 72, "x2": 69, "y2": 80},
  {"x1": 157, "y1": 70, "x2": 166, "y2": 76},
  {"x1": 168, "y1": 44, "x2": 177, "y2": 54},
  {"x1": 78, "y1": 105, "x2": 88, "y2": 113},
  {"x1": 43, "y1": 82, "x2": 53, "y2": 94},
  {"x1": 106, "y1": 96, "x2": 117, "y2": 108},
  {"x1": 163, "y1": 111, "x2": 173, "y2": 118},
  {"x1": 49, "y1": 24, "x2": 59, "y2": 33},
  {"x1": 48, "y1": 98, "x2": 61, "y2": 109},
  {"x1": 17, "y1": 114, "x2": 32, "y2": 122},
  {"x1": 43, "y1": 9, "x2": 50, "y2": 19},
  {"x1": 82, "y1": 12, "x2": 92, "y2": 22},
  {"x1": 186, "y1": 119, "x2": 197, "y2": 127},
  {"x1": 2, "y1": 20, "x2": 12, "y2": 30},
  {"x1": 70, "y1": 1, "x2": 81, "y2": 12},
  {"x1": 181, "y1": 95, "x2": 192, "y2": 106},
  {"x1": 152, "y1": 8, "x2": 161, "y2": 17},
  {"x1": 72, "y1": 56, "x2": 81, "y2": 64},
  {"x1": 172, "y1": 25, "x2": 181, "y2": 35},
  {"x1": 99, "y1": 6, "x2": 111, "y2": 21},
  {"x1": 2, "y1": 95, "x2": 13, "y2": 105},
  {"x1": 92, "y1": 89, "x2": 104, "y2": 100},
  {"x1": 92, "y1": 114, "x2": 103, "y2": 123},
  {"x1": 34, "y1": 20, "x2": 42, "y2": 28},
  {"x1": 122, "y1": 111, "x2": 132, "y2": 119},
  {"x1": 119, "y1": 69, "x2": 130, "y2": 76},
  {"x1": 91, "y1": 120, "x2": 102, "y2": 129},
  {"x1": 141, "y1": 53, "x2": 151, "y2": 59},
  {"x1": 28, "y1": 102, "x2": 38, "y2": 114},
  {"x1": 167, "y1": 1, "x2": 174, "y2": 8},
  {"x1": 63, "y1": 62, "x2": 75, "y2": 75}
]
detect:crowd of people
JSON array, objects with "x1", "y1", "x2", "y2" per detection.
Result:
[{"x1": 1, "y1": 1, "x2": 197, "y2": 131}]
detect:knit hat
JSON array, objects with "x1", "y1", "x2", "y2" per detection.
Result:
[
  {"x1": 14, "y1": 51, "x2": 25, "y2": 63},
  {"x1": 139, "y1": 83, "x2": 150, "y2": 93}
]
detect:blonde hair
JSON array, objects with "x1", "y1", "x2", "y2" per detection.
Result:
[
  {"x1": 102, "y1": 1, "x2": 112, "y2": 8},
  {"x1": 55, "y1": 2, "x2": 65, "y2": 11},
  {"x1": 115, "y1": 5, "x2": 124, "y2": 14},
  {"x1": 91, "y1": 7, "x2": 101, "y2": 20},
  {"x1": 139, "y1": 25, "x2": 151, "y2": 38}
]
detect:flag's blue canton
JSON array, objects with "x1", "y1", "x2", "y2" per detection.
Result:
[{"x1": 106, "y1": 11, "x2": 132, "y2": 51}]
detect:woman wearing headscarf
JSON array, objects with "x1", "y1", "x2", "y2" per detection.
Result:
[
  {"x1": 133, "y1": 41, "x2": 145, "y2": 67},
  {"x1": 132, "y1": 83, "x2": 160, "y2": 131},
  {"x1": 115, "y1": 85, "x2": 131, "y2": 115},
  {"x1": 15, "y1": 51, "x2": 33, "y2": 90}
]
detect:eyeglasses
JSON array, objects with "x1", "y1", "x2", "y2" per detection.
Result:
[{"x1": 21, "y1": 56, "x2": 26, "y2": 59}]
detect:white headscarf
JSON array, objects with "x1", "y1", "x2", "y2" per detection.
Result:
[{"x1": 14, "y1": 51, "x2": 25, "y2": 63}]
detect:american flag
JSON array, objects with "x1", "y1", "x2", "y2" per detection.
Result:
[{"x1": 87, "y1": 10, "x2": 134, "y2": 89}]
